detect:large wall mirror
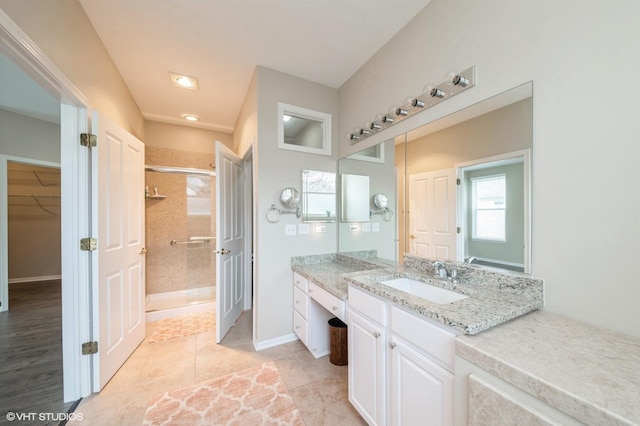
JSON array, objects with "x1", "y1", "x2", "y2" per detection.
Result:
[
  {"x1": 278, "y1": 102, "x2": 332, "y2": 156},
  {"x1": 338, "y1": 81, "x2": 533, "y2": 273}
]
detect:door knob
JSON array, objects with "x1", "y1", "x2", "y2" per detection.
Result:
[
  {"x1": 410, "y1": 235, "x2": 416, "y2": 240},
  {"x1": 139, "y1": 247, "x2": 148, "y2": 254},
  {"x1": 216, "y1": 248, "x2": 231, "y2": 255}
]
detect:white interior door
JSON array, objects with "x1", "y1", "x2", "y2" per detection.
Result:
[
  {"x1": 215, "y1": 141, "x2": 244, "y2": 343},
  {"x1": 408, "y1": 169, "x2": 456, "y2": 260},
  {"x1": 92, "y1": 112, "x2": 145, "y2": 391}
]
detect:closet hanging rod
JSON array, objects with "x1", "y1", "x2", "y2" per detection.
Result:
[
  {"x1": 145, "y1": 165, "x2": 216, "y2": 176},
  {"x1": 8, "y1": 194, "x2": 61, "y2": 199}
]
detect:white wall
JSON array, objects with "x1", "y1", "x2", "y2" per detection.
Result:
[
  {"x1": 0, "y1": 108, "x2": 60, "y2": 162},
  {"x1": 253, "y1": 67, "x2": 339, "y2": 344},
  {"x1": 338, "y1": 0, "x2": 640, "y2": 337}
]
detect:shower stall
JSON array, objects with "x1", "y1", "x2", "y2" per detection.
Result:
[{"x1": 144, "y1": 165, "x2": 216, "y2": 321}]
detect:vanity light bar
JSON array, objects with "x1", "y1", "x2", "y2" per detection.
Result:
[{"x1": 348, "y1": 66, "x2": 476, "y2": 144}]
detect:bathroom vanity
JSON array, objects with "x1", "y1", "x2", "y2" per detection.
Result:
[{"x1": 291, "y1": 253, "x2": 640, "y2": 426}]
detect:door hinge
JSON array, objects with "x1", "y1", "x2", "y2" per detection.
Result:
[
  {"x1": 456, "y1": 178, "x2": 461, "y2": 185},
  {"x1": 82, "y1": 341, "x2": 98, "y2": 355},
  {"x1": 80, "y1": 133, "x2": 97, "y2": 147},
  {"x1": 457, "y1": 227, "x2": 461, "y2": 234},
  {"x1": 80, "y1": 237, "x2": 97, "y2": 251}
]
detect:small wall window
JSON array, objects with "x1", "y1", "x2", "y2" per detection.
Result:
[
  {"x1": 472, "y1": 174, "x2": 506, "y2": 242},
  {"x1": 278, "y1": 103, "x2": 332, "y2": 156}
]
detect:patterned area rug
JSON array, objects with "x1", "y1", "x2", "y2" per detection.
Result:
[
  {"x1": 148, "y1": 311, "x2": 216, "y2": 343},
  {"x1": 143, "y1": 362, "x2": 304, "y2": 426}
]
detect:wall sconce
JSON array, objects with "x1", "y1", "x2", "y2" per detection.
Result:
[{"x1": 348, "y1": 66, "x2": 476, "y2": 144}]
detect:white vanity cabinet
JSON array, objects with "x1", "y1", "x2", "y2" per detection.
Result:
[
  {"x1": 348, "y1": 285, "x2": 457, "y2": 426},
  {"x1": 292, "y1": 272, "x2": 346, "y2": 358}
]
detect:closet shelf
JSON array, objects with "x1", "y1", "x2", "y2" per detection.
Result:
[{"x1": 145, "y1": 195, "x2": 166, "y2": 200}]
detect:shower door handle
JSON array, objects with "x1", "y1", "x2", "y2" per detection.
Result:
[
  {"x1": 216, "y1": 248, "x2": 231, "y2": 255},
  {"x1": 139, "y1": 247, "x2": 148, "y2": 255}
]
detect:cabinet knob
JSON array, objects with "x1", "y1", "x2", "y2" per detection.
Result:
[
  {"x1": 309, "y1": 289, "x2": 313, "y2": 293},
  {"x1": 389, "y1": 342, "x2": 397, "y2": 349},
  {"x1": 295, "y1": 325, "x2": 300, "y2": 330},
  {"x1": 373, "y1": 331, "x2": 381, "y2": 339},
  {"x1": 295, "y1": 300, "x2": 300, "y2": 304},
  {"x1": 332, "y1": 306, "x2": 338, "y2": 311}
]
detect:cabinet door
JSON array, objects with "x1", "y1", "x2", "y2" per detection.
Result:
[
  {"x1": 389, "y1": 339, "x2": 454, "y2": 426},
  {"x1": 348, "y1": 310, "x2": 386, "y2": 426}
]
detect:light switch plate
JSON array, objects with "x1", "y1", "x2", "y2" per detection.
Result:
[
  {"x1": 372, "y1": 223, "x2": 381, "y2": 232},
  {"x1": 299, "y1": 224, "x2": 310, "y2": 235},
  {"x1": 285, "y1": 224, "x2": 297, "y2": 236},
  {"x1": 315, "y1": 225, "x2": 326, "y2": 233},
  {"x1": 362, "y1": 223, "x2": 371, "y2": 232}
]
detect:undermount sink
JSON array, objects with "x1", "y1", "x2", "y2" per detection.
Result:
[{"x1": 380, "y1": 277, "x2": 468, "y2": 304}]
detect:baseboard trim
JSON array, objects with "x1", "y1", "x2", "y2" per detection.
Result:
[
  {"x1": 8, "y1": 275, "x2": 62, "y2": 284},
  {"x1": 253, "y1": 333, "x2": 299, "y2": 351}
]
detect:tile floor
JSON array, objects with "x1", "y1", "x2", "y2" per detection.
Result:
[{"x1": 71, "y1": 310, "x2": 365, "y2": 425}]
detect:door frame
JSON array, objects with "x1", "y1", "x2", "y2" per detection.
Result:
[
  {"x1": 0, "y1": 10, "x2": 93, "y2": 401},
  {"x1": 455, "y1": 149, "x2": 531, "y2": 273},
  {"x1": 242, "y1": 144, "x2": 254, "y2": 311}
]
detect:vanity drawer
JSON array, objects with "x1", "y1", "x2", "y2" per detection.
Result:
[
  {"x1": 293, "y1": 310, "x2": 308, "y2": 346},
  {"x1": 293, "y1": 272, "x2": 308, "y2": 292},
  {"x1": 348, "y1": 285, "x2": 386, "y2": 326},
  {"x1": 390, "y1": 305, "x2": 457, "y2": 371},
  {"x1": 309, "y1": 282, "x2": 345, "y2": 322},
  {"x1": 293, "y1": 285, "x2": 308, "y2": 318}
]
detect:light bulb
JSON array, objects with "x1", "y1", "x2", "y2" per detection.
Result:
[
  {"x1": 446, "y1": 70, "x2": 469, "y2": 87},
  {"x1": 369, "y1": 121, "x2": 382, "y2": 130},
  {"x1": 359, "y1": 128, "x2": 371, "y2": 136},
  {"x1": 390, "y1": 105, "x2": 408, "y2": 117},
  {"x1": 405, "y1": 96, "x2": 425, "y2": 108},
  {"x1": 424, "y1": 84, "x2": 445, "y2": 98},
  {"x1": 377, "y1": 113, "x2": 394, "y2": 124},
  {"x1": 349, "y1": 133, "x2": 360, "y2": 141}
]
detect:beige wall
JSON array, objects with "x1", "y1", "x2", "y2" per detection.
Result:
[
  {"x1": 339, "y1": 0, "x2": 640, "y2": 337},
  {"x1": 403, "y1": 99, "x2": 532, "y2": 175},
  {"x1": 233, "y1": 71, "x2": 258, "y2": 157},
  {"x1": 0, "y1": 0, "x2": 145, "y2": 139},
  {"x1": 145, "y1": 120, "x2": 233, "y2": 154}
]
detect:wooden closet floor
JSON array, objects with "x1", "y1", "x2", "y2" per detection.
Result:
[{"x1": 0, "y1": 280, "x2": 75, "y2": 423}]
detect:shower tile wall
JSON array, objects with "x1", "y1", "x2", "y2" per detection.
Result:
[{"x1": 145, "y1": 146, "x2": 216, "y2": 296}]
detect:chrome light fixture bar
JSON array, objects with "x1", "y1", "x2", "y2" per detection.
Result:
[{"x1": 348, "y1": 66, "x2": 476, "y2": 144}]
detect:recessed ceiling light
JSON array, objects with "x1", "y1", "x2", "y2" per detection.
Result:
[
  {"x1": 182, "y1": 114, "x2": 199, "y2": 122},
  {"x1": 169, "y1": 72, "x2": 199, "y2": 91}
]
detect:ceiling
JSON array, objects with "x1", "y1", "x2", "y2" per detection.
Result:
[{"x1": 78, "y1": 0, "x2": 431, "y2": 133}]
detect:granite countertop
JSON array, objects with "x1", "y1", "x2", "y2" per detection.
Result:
[
  {"x1": 291, "y1": 253, "x2": 385, "y2": 299},
  {"x1": 292, "y1": 253, "x2": 543, "y2": 335},
  {"x1": 344, "y1": 265, "x2": 543, "y2": 335},
  {"x1": 456, "y1": 310, "x2": 640, "y2": 425}
]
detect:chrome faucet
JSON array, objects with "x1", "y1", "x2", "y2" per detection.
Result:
[
  {"x1": 465, "y1": 256, "x2": 478, "y2": 265},
  {"x1": 432, "y1": 261, "x2": 448, "y2": 280}
]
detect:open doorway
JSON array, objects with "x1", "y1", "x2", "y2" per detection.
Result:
[{"x1": 0, "y1": 159, "x2": 74, "y2": 414}]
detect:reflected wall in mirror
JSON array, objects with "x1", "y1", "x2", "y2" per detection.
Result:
[
  {"x1": 338, "y1": 139, "x2": 401, "y2": 261},
  {"x1": 402, "y1": 82, "x2": 532, "y2": 273},
  {"x1": 278, "y1": 103, "x2": 332, "y2": 156},
  {"x1": 338, "y1": 82, "x2": 533, "y2": 274},
  {"x1": 302, "y1": 170, "x2": 336, "y2": 222}
]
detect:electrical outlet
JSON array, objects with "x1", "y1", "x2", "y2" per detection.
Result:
[
  {"x1": 372, "y1": 223, "x2": 381, "y2": 232},
  {"x1": 299, "y1": 224, "x2": 310, "y2": 235},
  {"x1": 349, "y1": 224, "x2": 359, "y2": 232},
  {"x1": 362, "y1": 223, "x2": 371, "y2": 232},
  {"x1": 315, "y1": 225, "x2": 326, "y2": 233},
  {"x1": 285, "y1": 224, "x2": 297, "y2": 236}
]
